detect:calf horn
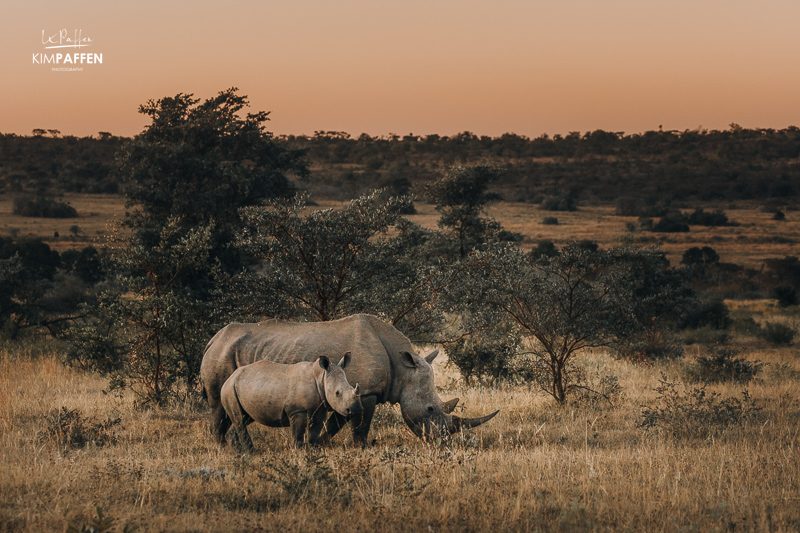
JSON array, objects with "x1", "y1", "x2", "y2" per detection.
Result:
[{"x1": 451, "y1": 410, "x2": 500, "y2": 432}]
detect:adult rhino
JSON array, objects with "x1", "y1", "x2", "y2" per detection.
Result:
[{"x1": 201, "y1": 314, "x2": 498, "y2": 446}]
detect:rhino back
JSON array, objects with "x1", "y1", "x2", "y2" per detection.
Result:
[
  {"x1": 203, "y1": 315, "x2": 418, "y2": 404},
  {"x1": 253, "y1": 315, "x2": 415, "y2": 401}
]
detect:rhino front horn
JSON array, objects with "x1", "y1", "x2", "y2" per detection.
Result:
[{"x1": 451, "y1": 410, "x2": 500, "y2": 432}]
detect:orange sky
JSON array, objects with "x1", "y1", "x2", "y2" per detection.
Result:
[{"x1": 3, "y1": 1, "x2": 800, "y2": 138}]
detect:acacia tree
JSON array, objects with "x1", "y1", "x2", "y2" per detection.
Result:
[
  {"x1": 66, "y1": 89, "x2": 307, "y2": 403},
  {"x1": 448, "y1": 243, "x2": 692, "y2": 403},
  {"x1": 235, "y1": 190, "x2": 444, "y2": 334},
  {"x1": 425, "y1": 163, "x2": 515, "y2": 259}
]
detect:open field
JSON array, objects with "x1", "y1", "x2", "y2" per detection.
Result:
[
  {"x1": 0, "y1": 194, "x2": 126, "y2": 253},
  {"x1": 2, "y1": 193, "x2": 798, "y2": 269},
  {"x1": 1, "y1": 336, "x2": 799, "y2": 532},
  {"x1": 2, "y1": 193, "x2": 800, "y2": 531}
]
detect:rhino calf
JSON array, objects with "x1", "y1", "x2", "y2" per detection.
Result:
[{"x1": 220, "y1": 353, "x2": 362, "y2": 450}]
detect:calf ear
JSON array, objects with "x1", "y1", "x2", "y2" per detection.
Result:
[
  {"x1": 400, "y1": 351, "x2": 417, "y2": 368},
  {"x1": 338, "y1": 351, "x2": 352, "y2": 369},
  {"x1": 318, "y1": 356, "x2": 331, "y2": 371}
]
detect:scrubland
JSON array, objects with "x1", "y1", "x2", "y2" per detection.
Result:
[
  {"x1": 2, "y1": 194, "x2": 799, "y2": 270},
  {"x1": 1, "y1": 334, "x2": 798, "y2": 532},
  {"x1": 2, "y1": 195, "x2": 800, "y2": 531}
]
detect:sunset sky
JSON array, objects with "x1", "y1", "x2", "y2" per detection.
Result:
[{"x1": 3, "y1": 0, "x2": 800, "y2": 139}]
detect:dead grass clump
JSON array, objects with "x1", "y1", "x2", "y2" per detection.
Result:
[{"x1": 37, "y1": 407, "x2": 122, "y2": 450}]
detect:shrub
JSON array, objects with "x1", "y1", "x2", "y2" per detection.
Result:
[
  {"x1": 614, "y1": 197, "x2": 670, "y2": 217},
  {"x1": 683, "y1": 348, "x2": 765, "y2": 384},
  {"x1": 772, "y1": 285, "x2": 799, "y2": 307},
  {"x1": 639, "y1": 374, "x2": 761, "y2": 439},
  {"x1": 687, "y1": 208, "x2": 734, "y2": 227},
  {"x1": 681, "y1": 298, "x2": 731, "y2": 330},
  {"x1": 541, "y1": 216, "x2": 559, "y2": 225},
  {"x1": 528, "y1": 240, "x2": 558, "y2": 261},
  {"x1": 37, "y1": 407, "x2": 122, "y2": 450},
  {"x1": 12, "y1": 195, "x2": 78, "y2": 218},
  {"x1": 445, "y1": 323, "x2": 523, "y2": 384},
  {"x1": 651, "y1": 212, "x2": 690, "y2": 232},
  {"x1": 759, "y1": 321, "x2": 795, "y2": 346},
  {"x1": 540, "y1": 195, "x2": 576, "y2": 211}
]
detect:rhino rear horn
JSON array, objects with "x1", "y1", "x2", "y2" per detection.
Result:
[
  {"x1": 424, "y1": 348, "x2": 440, "y2": 364},
  {"x1": 451, "y1": 410, "x2": 500, "y2": 433},
  {"x1": 443, "y1": 398, "x2": 459, "y2": 414}
]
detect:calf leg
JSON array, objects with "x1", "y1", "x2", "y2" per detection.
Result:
[
  {"x1": 289, "y1": 412, "x2": 309, "y2": 448},
  {"x1": 352, "y1": 394, "x2": 377, "y2": 448},
  {"x1": 220, "y1": 384, "x2": 253, "y2": 452}
]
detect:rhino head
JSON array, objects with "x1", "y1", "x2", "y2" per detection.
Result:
[
  {"x1": 397, "y1": 349, "x2": 499, "y2": 440},
  {"x1": 319, "y1": 353, "x2": 363, "y2": 418}
]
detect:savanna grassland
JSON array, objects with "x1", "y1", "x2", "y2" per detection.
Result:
[
  {"x1": 2, "y1": 194, "x2": 800, "y2": 532},
  {"x1": 1, "y1": 336, "x2": 799, "y2": 532}
]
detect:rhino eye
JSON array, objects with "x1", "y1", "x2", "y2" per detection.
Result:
[
  {"x1": 426, "y1": 406, "x2": 434, "y2": 413},
  {"x1": 336, "y1": 391, "x2": 341, "y2": 396}
]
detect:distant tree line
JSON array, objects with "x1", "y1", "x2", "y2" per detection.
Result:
[{"x1": 2, "y1": 124, "x2": 800, "y2": 203}]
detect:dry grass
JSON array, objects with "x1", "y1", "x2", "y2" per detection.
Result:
[
  {"x1": 0, "y1": 194, "x2": 125, "y2": 252},
  {"x1": 1, "y1": 341, "x2": 799, "y2": 532}
]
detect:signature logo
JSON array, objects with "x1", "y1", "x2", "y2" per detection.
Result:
[
  {"x1": 33, "y1": 29, "x2": 103, "y2": 70},
  {"x1": 41, "y1": 29, "x2": 93, "y2": 49}
]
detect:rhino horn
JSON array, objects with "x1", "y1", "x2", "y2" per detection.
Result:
[
  {"x1": 354, "y1": 383, "x2": 360, "y2": 395},
  {"x1": 424, "y1": 348, "x2": 440, "y2": 364},
  {"x1": 451, "y1": 410, "x2": 500, "y2": 432},
  {"x1": 442, "y1": 398, "x2": 459, "y2": 414}
]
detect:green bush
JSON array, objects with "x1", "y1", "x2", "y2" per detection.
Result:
[
  {"x1": 758, "y1": 321, "x2": 796, "y2": 346},
  {"x1": 12, "y1": 195, "x2": 78, "y2": 218},
  {"x1": 639, "y1": 374, "x2": 761, "y2": 439},
  {"x1": 683, "y1": 348, "x2": 764, "y2": 384},
  {"x1": 540, "y1": 195, "x2": 576, "y2": 211},
  {"x1": 681, "y1": 298, "x2": 731, "y2": 330},
  {"x1": 772, "y1": 285, "x2": 799, "y2": 307}
]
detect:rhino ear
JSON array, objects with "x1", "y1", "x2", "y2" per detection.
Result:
[
  {"x1": 338, "y1": 351, "x2": 352, "y2": 369},
  {"x1": 424, "y1": 348, "x2": 440, "y2": 364},
  {"x1": 400, "y1": 351, "x2": 417, "y2": 368},
  {"x1": 318, "y1": 356, "x2": 331, "y2": 371}
]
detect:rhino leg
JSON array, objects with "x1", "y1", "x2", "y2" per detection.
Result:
[
  {"x1": 211, "y1": 405, "x2": 232, "y2": 445},
  {"x1": 225, "y1": 424, "x2": 254, "y2": 452},
  {"x1": 220, "y1": 381, "x2": 253, "y2": 451},
  {"x1": 289, "y1": 412, "x2": 310, "y2": 448},
  {"x1": 351, "y1": 395, "x2": 377, "y2": 448},
  {"x1": 316, "y1": 412, "x2": 346, "y2": 446},
  {"x1": 306, "y1": 408, "x2": 329, "y2": 446}
]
